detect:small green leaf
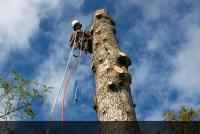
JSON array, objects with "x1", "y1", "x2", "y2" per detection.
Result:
[
  {"x1": 23, "y1": 80, "x2": 30, "y2": 85},
  {"x1": 2, "y1": 81, "x2": 9, "y2": 89},
  {"x1": 11, "y1": 71, "x2": 22, "y2": 81},
  {"x1": 33, "y1": 89, "x2": 39, "y2": 97}
]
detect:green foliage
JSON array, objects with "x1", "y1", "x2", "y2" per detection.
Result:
[
  {"x1": 0, "y1": 71, "x2": 52, "y2": 120},
  {"x1": 164, "y1": 106, "x2": 200, "y2": 134},
  {"x1": 164, "y1": 106, "x2": 200, "y2": 121}
]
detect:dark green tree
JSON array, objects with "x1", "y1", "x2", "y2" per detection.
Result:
[{"x1": 0, "y1": 71, "x2": 51, "y2": 120}]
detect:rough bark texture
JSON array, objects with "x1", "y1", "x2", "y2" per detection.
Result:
[{"x1": 91, "y1": 9, "x2": 140, "y2": 134}]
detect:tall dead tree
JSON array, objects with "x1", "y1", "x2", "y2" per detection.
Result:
[{"x1": 91, "y1": 9, "x2": 140, "y2": 134}]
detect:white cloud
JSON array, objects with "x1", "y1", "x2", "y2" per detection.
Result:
[
  {"x1": 144, "y1": 110, "x2": 164, "y2": 121},
  {"x1": 133, "y1": 60, "x2": 151, "y2": 87},
  {"x1": 1, "y1": 0, "x2": 199, "y2": 121},
  {"x1": 0, "y1": 0, "x2": 60, "y2": 67},
  {"x1": 115, "y1": 0, "x2": 179, "y2": 21},
  {"x1": 119, "y1": 0, "x2": 200, "y2": 120},
  {"x1": 61, "y1": 0, "x2": 83, "y2": 10},
  {"x1": 148, "y1": 40, "x2": 158, "y2": 51},
  {"x1": 34, "y1": 8, "x2": 94, "y2": 120},
  {"x1": 0, "y1": 0, "x2": 85, "y2": 66},
  {"x1": 147, "y1": 27, "x2": 169, "y2": 51},
  {"x1": 170, "y1": 26, "x2": 200, "y2": 96},
  {"x1": 0, "y1": 0, "x2": 87, "y2": 120}
]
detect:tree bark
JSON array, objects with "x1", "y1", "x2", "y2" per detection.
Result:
[{"x1": 91, "y1": 9, "x2": 140, "y2": 134}]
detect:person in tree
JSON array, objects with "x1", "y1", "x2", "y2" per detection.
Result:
[{"x1": 69, "y1": 19, "x2": 93, "y2": 53}]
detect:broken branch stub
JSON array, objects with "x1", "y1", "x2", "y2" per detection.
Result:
[
  {"x1": 95, "y1": 9, "x2": 108, "y2": 19},
  {"x1": 113, "y1": 65, "x2": 124, "y2": 74}
]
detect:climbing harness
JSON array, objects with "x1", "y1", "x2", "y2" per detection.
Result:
[{"x1": 72, "y1": 37, "x2": 83, "y2": 57}]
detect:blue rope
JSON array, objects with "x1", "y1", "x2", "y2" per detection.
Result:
[
  {"x1": 72, "y1": 33, "x2": 84, "y2": 104},
  {"x1": 72, "y1": 16, "x2": 94, "y2": 103},
  {"x1": 72, "y1": 17, "x2": 93, "y2": 104},
  {"x1": 72, "y1": 58, "x2": 81, "y2": 104}
]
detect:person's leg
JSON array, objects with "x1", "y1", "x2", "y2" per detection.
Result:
[
  {"x1": 87, "y1": 39, "x2": 93, "y2": 53},
  {"x1": 82, "y1": 42, "x2": 88, "y2": 51},
  {"x1": 77, "y1": 40, "x2": 82, "y2": 49}
]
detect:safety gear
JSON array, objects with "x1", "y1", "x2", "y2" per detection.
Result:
[{"x1": 72, "y1": 19, "x2": 79, "y2": 28}]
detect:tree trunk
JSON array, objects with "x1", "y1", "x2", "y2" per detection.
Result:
[{"x1": 91, "y1": 9, "x2": 140, "y2": 134}]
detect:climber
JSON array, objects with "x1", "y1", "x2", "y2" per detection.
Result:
[{"x1": 69, "y1": 19, "x2": 93, "y2": 53}]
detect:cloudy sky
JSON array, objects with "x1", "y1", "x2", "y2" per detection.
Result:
[{"x1": 0, "y1": 0, "x2": 200, "y2": 121}]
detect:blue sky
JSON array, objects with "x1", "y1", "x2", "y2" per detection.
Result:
[{"x1": 0, "y1": 0, "x2": 200, "y2": 121}]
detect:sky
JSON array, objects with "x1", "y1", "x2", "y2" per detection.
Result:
[{"x1": 0, "y1": 0, "x2": 200, "y2": 121}]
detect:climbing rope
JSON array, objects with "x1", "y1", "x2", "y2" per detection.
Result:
[
  {"x1": 46, "y1": 18, "x2": 93, "y2": 134},
  {"x1": 49, "y1": 32, "x2": 78, "y2": 121},
  {"x1": 46, "y1": 42, "x2": 76, "y2": 134},
  {"x1": 72, "y1": 48, "x2": 80, "y2": 57},
  {"x1": 51, "y1": 16, "x2": 93, "y2": 119},
  {"x1": 61, "y1": 53, "x2": 82, "y2": 121},
  {"x1": 73, "y1": 80, "x2": 79, "y2": 104},
  {"x1": 46, "y1": 32, "x2": 79, "y2": 134},
  {"x1": 61, "y1": 33, "x2": 85, "y2": 121},
  {"x1": 72, "y1": 36, "x2": 83, "y2": 104}
]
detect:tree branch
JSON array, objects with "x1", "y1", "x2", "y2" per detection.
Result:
[{"x1": 0, "y1": 105, "x2": 26, "y2": 119}]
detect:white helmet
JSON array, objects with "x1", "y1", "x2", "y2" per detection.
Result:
[{"x1": 72, "y1": 19, "x2": 79, "y2": 27}]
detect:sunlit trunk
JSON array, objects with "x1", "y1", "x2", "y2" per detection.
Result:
[{"x1": 91, "y1": 9, "x2": 140, "y2": 134}]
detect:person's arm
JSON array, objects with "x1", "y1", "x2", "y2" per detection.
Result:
[
  {"x1": 69, "y1": 32, "x2": 76, "y2": 47},
  {"x1": 84, "y1": 31, "x2": 93, "y2": 39}
]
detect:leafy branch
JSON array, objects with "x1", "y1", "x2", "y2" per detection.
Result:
[
  {"x1": 0, "y1": 71, "x2": 52, "y2": 120},
  {"x1": 164, "y1": 106, "x2": 200, "y2": 134}
]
